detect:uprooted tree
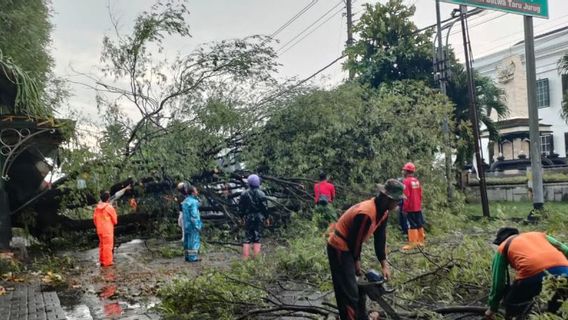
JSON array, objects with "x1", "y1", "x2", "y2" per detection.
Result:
[
  {"x1": 12, "y1": 0, "x2": 307, "y2": 238},
  {"x1": 14, "y1": 0, "x2": 455, "y2": 243}
]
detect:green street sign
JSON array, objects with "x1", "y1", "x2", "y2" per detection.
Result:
[{"x1": 440, "y1": 0, "x2": 548, "y2": 18}]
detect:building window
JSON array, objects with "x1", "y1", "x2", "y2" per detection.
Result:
[
  {"x1": 565, "y1": 132, "x2": 568, "y2": 155},
  {"x1": 540, "y1": 135, "x2": 553, "y2": 156},
  {"x1": 536, "y1": 78, "x2": 550, "y2": 108},
  {"x1": 563, "y1": 75, "x2": 568, "y2": 106}
]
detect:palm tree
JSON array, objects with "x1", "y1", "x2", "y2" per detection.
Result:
[
  {"x1": 0, "y1": 49, "x2": 50, "y2": 117},
  {"x1": 446, "y1": 62, "x2": 509, "y2": 168}
]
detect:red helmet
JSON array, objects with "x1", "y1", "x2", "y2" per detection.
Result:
[{"x1": 402, "y1": 162, "x2": 416, "y2": 173}]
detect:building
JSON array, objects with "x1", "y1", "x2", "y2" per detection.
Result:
[{"x1": 473, "y1": 26, "x2": 568, "y2": 169}]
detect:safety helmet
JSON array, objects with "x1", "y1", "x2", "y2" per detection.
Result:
[
  {"x1": 247, "y1": 174, "x2": 261, "y2": 188},
  {"x1": 402, "y1": 162, "x2": 416, "y2": 173}
]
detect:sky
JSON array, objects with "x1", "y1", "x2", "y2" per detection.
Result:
[{"x1": 49, "y1": 0, "x2": 568, "y2": 129}]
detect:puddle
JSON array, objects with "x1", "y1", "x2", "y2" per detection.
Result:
[
  {"x1": 59, "y1": 239, "x2": 168, "y2": 319},
  {"x1": 57, "y1": 238, "x2": 238, "y2": 319}
]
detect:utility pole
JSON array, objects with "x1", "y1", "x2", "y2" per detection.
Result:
[
  {"x1": 524, "y1": 16, "x2": 544, "y2": 210},
  {"x1": 346, "y1": 0, "x2": 354, "y2": 80},
  {"x1": 435, "y1": 0, "x2": 454, "y2": 202},
  {"x1": 460, "y1": 5, "x2": 490, "y2": 217}
]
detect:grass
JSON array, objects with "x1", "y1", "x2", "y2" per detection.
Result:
[{"x1": 157, "y1": 199, "x2": 568, "y2": 319}]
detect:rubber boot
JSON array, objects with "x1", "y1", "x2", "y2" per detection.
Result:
[
  {"x1": 253, "y1": 243, "x2": 261, "y2": 257},
  {"x1": 417, "y1": 227, "x2": 426, "y2": 247},
  {"x1": 242, "y1": 243, "x2": 250, "y2": 260},
  {"x1": 402, "y1": 229, "x2": 418, "y2": 251}
]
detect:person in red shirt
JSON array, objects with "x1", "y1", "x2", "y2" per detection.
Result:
[
  {"x1": 401, "y1": 162, "x2": 425, "y2": 250},
  {"x1": 314, "y1": 172, "x2": 336, "y2": 206}
]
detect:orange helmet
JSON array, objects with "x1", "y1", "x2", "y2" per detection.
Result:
[{"x1": 402, "y1": 162, "x2": 416, "y2": 173}]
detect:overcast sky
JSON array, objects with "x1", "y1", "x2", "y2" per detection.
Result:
[{"x1": 50, "y1": 0, "x2": 568, "y2": 127}]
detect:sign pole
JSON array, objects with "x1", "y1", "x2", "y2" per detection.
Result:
[{"x1": 523, "y1": 16, "x2": 545, "y2": 210}]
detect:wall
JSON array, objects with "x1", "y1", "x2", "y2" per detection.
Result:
[{"x1": 465, "y1": 182, "x2": 568, "y2": 202}]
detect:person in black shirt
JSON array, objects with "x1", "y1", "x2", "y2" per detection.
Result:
[{"x1": 239, "y1": 174, "x2": 269, "y2": 259}]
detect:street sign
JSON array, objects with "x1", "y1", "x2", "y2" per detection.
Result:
[{"x1": 440, "y1": 0, "x2": 548, "y2": 18}]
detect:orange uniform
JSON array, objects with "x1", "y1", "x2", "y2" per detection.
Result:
[
  {"x1": 93, "y1": 202, "x2": 118, "y2": 267},
  {"x1": 328, "y1": 199, "x2": 388, "y2": 253},
  {"x1": 498, "y1": 232, "x2": 568, "y2": 280}
]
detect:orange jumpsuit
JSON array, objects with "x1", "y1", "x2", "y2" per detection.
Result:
[{"x1": 93, "y1": 202, "x2": 118, "y2": 267}]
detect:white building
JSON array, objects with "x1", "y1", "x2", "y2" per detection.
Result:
[{"x1": 473, "y1": 26, "x2": 568, "y2": 166}]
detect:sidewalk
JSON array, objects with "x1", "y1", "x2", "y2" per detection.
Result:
[{"x1": 0, "y1": 284, "x2": 66, "y2": 320}]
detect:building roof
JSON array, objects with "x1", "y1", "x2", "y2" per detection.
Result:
[
  {"x1": 481, "y1": 118, "x2": 553, "y2": 138},
  {"x1": 495, "y1": 118, "x2": 551, "y2": 130},
  {"x1": 514, "y1": 26, "x2": 568, "y2": 46}
]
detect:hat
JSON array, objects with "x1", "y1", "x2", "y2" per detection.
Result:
[
  {"x1": 247, "y1": 174, "x2": 261, "y2": 188},
  {"x1": 376, "y1": 179, "x2": 406, "y2": 201},
  {"x1": 493, "y1": 227, "x2": 519, "y2": 245},
  {"x1": 177, "y1": 181, "x2": 191, "y2": 194}
]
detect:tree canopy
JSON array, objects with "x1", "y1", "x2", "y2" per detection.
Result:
[
  {"x1": 344, "y1": 0, "x2": 508, "y2": 168},
  {"x1": 243, "y1": 81, "x2": 453, "y2": 201},
  {"x1": 344, "y1": 0, "x2": 433, "y2": 87},
  {"x1": 0, "y1": 0, "x2": 53, "y2": 86}
]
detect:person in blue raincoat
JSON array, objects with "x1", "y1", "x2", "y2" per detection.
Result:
[{"x1": 181, "y1": 184, "x2": 202, "y2": 262}]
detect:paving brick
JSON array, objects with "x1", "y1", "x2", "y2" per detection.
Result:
[{"x1": 0, "y1": 285, "x2": 66, "y2": 320}]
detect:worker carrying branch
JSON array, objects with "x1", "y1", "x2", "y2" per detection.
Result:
[{"x1": 93, "y1": 185, "x2": 131, "y2": 267}]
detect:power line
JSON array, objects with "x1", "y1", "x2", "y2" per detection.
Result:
[
  {"x1": 418, "y1": 8, "x2": 484, "y2": 34},
  {"x1": 257, "y1": 54, "x2": 347, "y2": 106},
  {"x1": 270, "y1": 0, "x2": 319, "y2": 39},
  {"x1": 449, "y1": 11, "x2": 508, "y2": 38},
  {"x1": 277, "y1": 1, "x2": 344, "y2": 52},
  {"x1": 264, "y1": 8, "x2": 483, "y2": 106},
  {"x1": 454, "y1": 15, "x2": 568, "y2": 57},
  {"x1": 280, "y1": 6, "x2": 345, "y2": 55}
]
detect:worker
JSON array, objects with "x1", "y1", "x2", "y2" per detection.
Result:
[
  {"x1": 93, "y1": 185, "x2": 130, "y2": 267},
  {"x1": 314, "y1": 172, "x2": 336, "y2": 206},
  {"x1": 239, "y1": 174, "x2": 269, "y2": 259},
  {"x1": 485, "y1": 228, "x2": 568, "y2": 319},
  {"x1": 181, "y1": 184, "x2": 202, "y2": 262},
  {"x1": 400, "y1": 162, "x2": 425, "y2": 250},
  {"x1": 396, "y1": 177, "x2": 408, "y2": 238},
  {"x1": 327, "y1": 179, "x2": 404, "y2": 320}
]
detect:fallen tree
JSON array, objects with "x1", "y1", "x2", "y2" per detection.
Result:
[{"x1": 11, "y1": 169, "x2": 315, "y2": 241}]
